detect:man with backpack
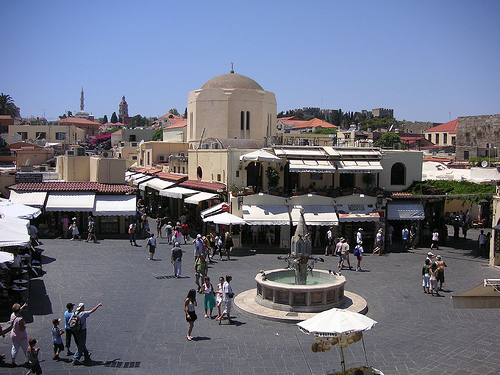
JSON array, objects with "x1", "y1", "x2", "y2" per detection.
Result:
[{"x1": 70, "y1": 302, "x2": 102, "y2": 365}]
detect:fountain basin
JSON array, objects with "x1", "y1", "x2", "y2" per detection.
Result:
[{"x1": 255, "y1": 269, "x2": 346, "y2": 313}]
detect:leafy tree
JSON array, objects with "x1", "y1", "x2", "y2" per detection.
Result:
[
  {"x1": 127, "y1": 115, "x2": 150, "y2": 128},
  {"x1": 0, "y1": 93, "x2": 20, "y2": 118},
  {"x1": 313, "y1": 128, "x2": 337, "y2": 135},
  {"x1": 266, "y1": 167, "x2": 280, "y2": 190},
  {"x1": 184, "y1": 108, "x2": 187, "y2": 118},
  {"x1": 169, "y1": 108, "x2": 180, "y2": 116},
  {"x1": 58, "y1": 110, "x2": 73, "y2": 120},
  {"x1": 374, "y1": 132, "x2": 401, "y2": 148},
  {"x1": 110, "y1": 112, "x2": 118, "y2": 123},
  {"x1": 405, "y1": 180, "x2": 495, "y2": 203},
  {"x1": 152, "y1": 127, "x2": 163, "y2": 141},
  {"x1": 102, "y1": 114, "x2": 108, "y2": 124}
]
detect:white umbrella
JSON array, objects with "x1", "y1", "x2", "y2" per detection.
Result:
[
  {"x1": 0, "y1": 216, "x2": 30, "y2": 247},
  {"x1": 0, "y1": 251, "x2": 14, "y2": 263},
  {"x1": 203, "y1": 212, "x2": 246, "y2": 225},
  {"x1": 0, "y1": 199, "x2": 41, "y2": 219},
  {"x1": 297, "y1": 308, "x2": 377, "y2": 375},
  {"x1": 240, "y1": 150, "x2": 282, "y2": 163}
]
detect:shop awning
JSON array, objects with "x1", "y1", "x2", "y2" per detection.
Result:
[
  {"x1": 8, "y1": 191, "x2": 47, "y2": 207},
  {"x1": 159, "y1": 186, "x2": 198, "y2": 199},
  {"x1": 0, "y1": 217, "x2": 30, "y2": 247},
  {"x1": 45, "y1": 192, "x2": 96, "y2": 212},
  {"x1": 129, "y1": 172, "x2": 146, "y2": 181},
  {"x1": 93, "y1": 195, "x2": 137, "y2": 216},
  {"x1": 242, "y1": 204, "x2": 290, "y2": 226},
  {"x1": 201, "y1": 203, "x2": 227, "y2": 219},
  {"x1": 203, "y1": 212, "x2": 246, "y2": 225},
  {"x1": 0, "y1": 199, "x2": 42, "y2": 219},
  {"x1": 134, "y1": 175, "x2": 155, "y2": 188},
  {"x1": 142, "y1": 178, "x2": 174, "y2": 191},
  {"x1": 125, "y1": 171, "x2": 139, "y2": 182},
  {"x1": 184, "y1": 192, "x2": 219, "y2": 205},
  {"x1": 387, "y1": 202, "x2": 425, "y2": 220},
  {"x1": 290, "y1": 205, "x2": 339, "y2": 226},
  {"x1": 336, "y1": 204, "x2": 380, "y2": 222},
  {"x1": 240, "y1": 150, "x2": 282, "y2": 163},
  {"x1": 289, "y1": 159, "x2": 336, "y2": 173},
  {"x1": 337, "y1": 160, "x2": 383, "y2": 173}
]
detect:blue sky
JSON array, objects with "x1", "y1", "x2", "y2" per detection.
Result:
[{"x1": 2, "y1": 1, "x2": 499, "y2": 123}]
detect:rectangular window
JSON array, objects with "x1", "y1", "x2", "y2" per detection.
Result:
[
  {"x1": 35, "y1": 132, "x2": 46, "y2": 139},
  {"x1": 241, "y1": 111, "x2": 244, "y2": 130},
  {"x1": 246, "y1": 111, "x2": 250, "y2": 131},
  {"x1": 451, "y1": 136, "x2": 456, "y2": 145},
  {"x1": 427, "y1": 134, "x2": 432, "y2": 142},
  {"x1": 129, "y1": 134, "x2": 136, "y2": 142},
  {"x1": 236, "y1": 170, "x2": 239, "y2": 177},
  {"x1": 131, "y1": 156, "x2": 137, "y2": 160},
  {"x1": 55, "y1": 132, "x2": 66, "y2": 140},
  {"x1": 435, "y1": 134, "x2": 439, "y2": 144},
  {"x1": 443, "y1": 133, "x2": 448, "y2": 144},
  {"x1": 217, "y1": 174, "x2": 221, "y2": 181},
  {"x1": 464, "y1": 151, "x2": 469, "y2": 160},
  {"x1": 17, "y1": 132, "x2": 28, "y2": 140}
]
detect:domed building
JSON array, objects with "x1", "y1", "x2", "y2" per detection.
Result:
[
  {"x1": 74, "y1": 87, "x2": 91, "y2": 120},
  {"x1": 187, "y1": 68, "x2": 277, "y2": 147}
]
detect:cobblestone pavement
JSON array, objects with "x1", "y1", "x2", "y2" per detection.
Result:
[{"x1": 0, "y1": 226, "x2": 499, "y2": 374}]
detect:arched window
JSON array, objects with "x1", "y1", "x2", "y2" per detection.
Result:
[
  {"x1": 197, "y1": 166, "x2": 203, "y2": 181},
  {"x1": 246, "y1": 111, "x2": 250, "y2": 130},
  {"x1": 391, "y1": 163, "x2": 406, "y2": 185}
]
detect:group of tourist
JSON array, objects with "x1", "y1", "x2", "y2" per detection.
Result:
[
  {"x1": 422, "y1": 252, "x2": 448, "y2": 296},
  {"x1": 184, "y1": 274, "x2": 234, "y2": 340}
]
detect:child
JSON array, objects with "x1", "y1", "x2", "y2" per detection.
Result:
[
  {"x1": 70, "y1": 221, "x2": 81, "y2": 241},
  {"x1": 51, "y1": 318, "x2": 64, "y2": 360},
  {"x1": 146, "y1": 233, "x2": 156, "y2": 260},
  {"x1": 26, "y1": 338, "x2": 42, "y2": 375}
]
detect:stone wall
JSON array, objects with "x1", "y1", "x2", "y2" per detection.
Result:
[
  {"x1": 399, "y1": 121, "x2": 440, "y2": 134},
  {"x1": 456, "y1": 113, "x2": 500, "y2": 161}
]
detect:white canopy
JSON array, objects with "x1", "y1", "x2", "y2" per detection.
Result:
[
  {"x1": 289, "y1": 159, "x2": 336, "y2": 173},
  {"x1": 93, "y1": 195, "x2": 137, "y2": 216},
  {"x1": 240, "y1": 150, "x2": 282, "y2": 163},
  {"x1": 203, "y1": 212, "x2": 246, "y2": 225},
  {"x1": 297, "y1": 308, "x2": 377, "y2": 336},
  {"x1": 46, "y1": 192, "x2": 96, "y2": 212},
  {"x1": 0, "y1": 199, "x2": 41, "y2": 219},
  {"x1": 159, "y1": 186, "x2": 198, "y2": 199},
  {"x1": 0, "y1": 251, "x2": 14, "y2": 263},
  {"x1": 242, "y1": 204, "x2": 290, "y2": 226},
  {"x1": 0, "y1": 216, "x2": 30, "y2": 247},
  {"x1": 9, "y1": 191, "x2": 47, "y2": 207},
  {"x1": 387, "y1": 202, "x2": 425, "y2": 220},
  {"x1": 184, "y1": 192, "x2": 218, "y2": 205},
  {"x1": 289, "y1": 205, "x2": 338, "y2": 226},
  {"x1": 337, "y1": 160, "x2": 383, "y2": 173},
  {"x1": 142, "y1": 178, "x2": 174, "y2": 191}
]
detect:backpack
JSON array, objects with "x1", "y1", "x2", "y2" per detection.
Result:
[
  {"x1": 353, "y1": 245, "x2": 360, "y2": 256},
  {"x1": 68, "y1": 312, "x2": 82, "y2": 332}
]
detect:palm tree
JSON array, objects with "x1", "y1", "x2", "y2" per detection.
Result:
[{"x1": 0, "y1": 93, "x2": 21, "y2": 118}]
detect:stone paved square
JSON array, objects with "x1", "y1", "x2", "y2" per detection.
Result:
[{"x1": 1, "y1": 226, "x2": 499, "y2": 374}]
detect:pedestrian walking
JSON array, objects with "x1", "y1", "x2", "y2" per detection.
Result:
[
  {"x1": 61, "y1": 215, "x2": 69, "y2": 239},
  {"x1": 85, "y1": 216, "x2": 97, "y2": 243},
  {"x1": 356, "y1": 228, "x2": 363, "y2": 245},
  {"x1": 9, "y1": 303, "x2": 28, "y2": 366},
  {"x1": 431, "y1": 228, "x2": 439, "y2": 250},
  {"x1": 218, "y1": 274, "x2": 234, "y2": 324},
  {"x1": 402, "y1": 226, "x2": 410, "y2": 250},
  {"x1": 72, "y1": 302, "x2": 102, "y2": 365},
  {"x1": 63, "y1": 303, "x2": 77, "y2": 355},
  {"x1": 335, "y1": 238, "x2": 343, "y2": 269},
  {"x1": 202, "y1": 277, "x2": 216, "y2": 318},
  {"x1": 429, "y1": 263, "x2": 440, "y2": 296},
  {"x1": 165, "y1": 221, "x2": 173, "y2": 244},
  {"x1": 171, "y1": 242, "x2": 183, "y2": 278},
  {"x1": 215, "y1": 276, "x2": 224, "y2": 320},
  {"x1": 193, "y1": 234, "x2": 203, "y2": 260},
  {"x1": 175, "y1": 222, "x2": 182, "y2": 244},
  {"x1": 146, "y1": 233, "x2": 156, "y2": 260},
  {"x1": 156, "y1": 215, "x2": 163, "y2": 238},
  {"x1": 51, "y1": 318, "x2": 64, "y2": 360},
  {"x1": 422, "y1": 259, "x2": 431, "y2": 294},
  {"x1": 339, "y1": 239, "x2": 352, "y2": 270},
  {"x1": 387, "y1": 224, "x2": 394, "y2": 247},
  {"x1": 373, "y1": 228, "x2": 383, "y2": 255},
  {"x1": 215, "y1": 233, "x2": 223, "y2": 260},
  {"x1": 435, "y1": 255, "x2": 447, "y2": 290},
  {"x1": 184, "y1": 289, "x2": 197, "y2": 341},
  {"x1": 70, "y1": 221, "x2": 81, "y2": 241},
  {"x1": 324, "y1": 227, "x2": 334, "y2": 256},
  {"x1": 223, "y1": 232, "x2": 233, "y2": 261},
  {"x1": 128, "y1": 222, "x2": 138, "y2": 246},
  {"x1": 354, "y1": 243, "x2": 364, "y2": 271},
  {"x1": 194, "y1": 253, "x2": 208, "y2": 293},
  {"x1": 26, "y1": 338, "x2": 42, "y2": 375},
  {"x1": 181, "y1": 223, "x2": 189, "y2": 244},
  {"x1": 478, "y1": 230, "x2": 487, "y2": 257}
]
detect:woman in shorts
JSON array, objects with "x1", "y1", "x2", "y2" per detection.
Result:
[{"x1": 184, "y1": 289, "x2": 197, "y2": 341}]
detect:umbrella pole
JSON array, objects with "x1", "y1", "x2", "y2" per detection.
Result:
[
  {"x1": 361, "y1": 335, "x2": 369, "y2": 367},
  {"x1": 339, "y1": 346, "x2": 346, "y2": 375}
]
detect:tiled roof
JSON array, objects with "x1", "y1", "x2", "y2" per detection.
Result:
[
  {"x1": 179, "y1": 180, "x2": 226, "y2": 193},
  {"x1": 59, "y1": 117, "x2": 101, "y2": 126},
  {"x1": 166, "y1": 118, "x2": 187, "y2": 128},
  {"x1": 0, "y1": 115, "x2": 12, "y2": 119},
  {"x1": 9, "y1": 181, "x2": 136, "y2": 194},
  {"x1": 131, "y1": 168, "x2": 162, "y2": 175},
  {"x1": 155, "y1": 172, "x2": 187, "y2": 182},
  {"x1": 424, "y1": 119, "x2": 458, "y2": 133},
  {"x1": 292, "y1": 118, "x2": 337, "y2": 129}
]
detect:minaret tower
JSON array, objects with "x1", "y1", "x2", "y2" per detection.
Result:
[{"x1": 80, "y1": 87, "x2": 85, "y2": 111}]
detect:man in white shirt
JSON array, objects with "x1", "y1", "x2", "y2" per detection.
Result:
[
  {"x1": 356, "y1": 228, "x2": 363, "y2": 245},
  {"x1": 219, "y1": 275, "x2": 233, "y2": 325}
]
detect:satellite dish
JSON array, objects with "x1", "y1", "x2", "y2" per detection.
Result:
[{"x1": 481, "y1": 160, "x2": 488, "y2": 168}]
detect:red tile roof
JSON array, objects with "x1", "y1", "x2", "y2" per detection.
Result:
[
  {"x1": 9, "y1": 181, "x2": 137, "y2": 194},
  {"x1": 424, "y1": 119, "x2": 458, "y2": 134},
  {"x1": 292, "y1": 118, "x2": 338, "y2": 130},
  {"x1": 59, "y1": 118, "x2": 101, "y2": 126},
  {"x1": 166, "y1": 118, "x2": 187, "y2": 128},
  {"x1": 179, "y1": 180, "x2": 226, "y2": 193},
  {"x1": 155, "y1": 172, "x2": 187, "y2": 182},
  {"x1": 131, "y1": 168, "x2": 162, "y2": 175}
]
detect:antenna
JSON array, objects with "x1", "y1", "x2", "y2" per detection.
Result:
[{"x1": 449, "y1": 111, "x2": 451, "y2": 121}]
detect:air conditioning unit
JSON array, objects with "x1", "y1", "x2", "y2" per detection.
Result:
[
  {"x1": 158, "y1": 154, "x2": 166, "y2": 162},
  {"x1": 66, "y1": 150, "x2": 75, "y2": 156},
  {"x1": 210, "y1": 142, "x2": 219, "y2": 149},
  {"x1": 102, "y1": 151, "x2": 114, "y2": 158},
  {"x1": 130, "y1": 142, "x2": 138, "y2": 147}
]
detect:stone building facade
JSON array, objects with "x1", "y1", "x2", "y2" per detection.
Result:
[{"x1": 455, "y1": 113, "x2": 500, "y2": 161}]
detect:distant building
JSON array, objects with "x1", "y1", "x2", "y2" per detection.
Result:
[
  {"x1": 371, "y1": 108, "x2": 394, "y2": 119},
  {"x1": 423, "y1": 119, "x2": 457, "y2": 147},
  {"x1": 455, "y1": 113, "x2": 500, "y2": 161},
  {"x1": 118, "y1": 96, "x2": 130, "y2": 125},
  {"x1": 289, "y1": 118, "x2": 337, "y2": 133},
  {"x1": 58, "y1": 117, "x2": 101, "y2": 139},
  {"x1": 74, "y1": 88, "x2": 94, "y2": 121}
]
